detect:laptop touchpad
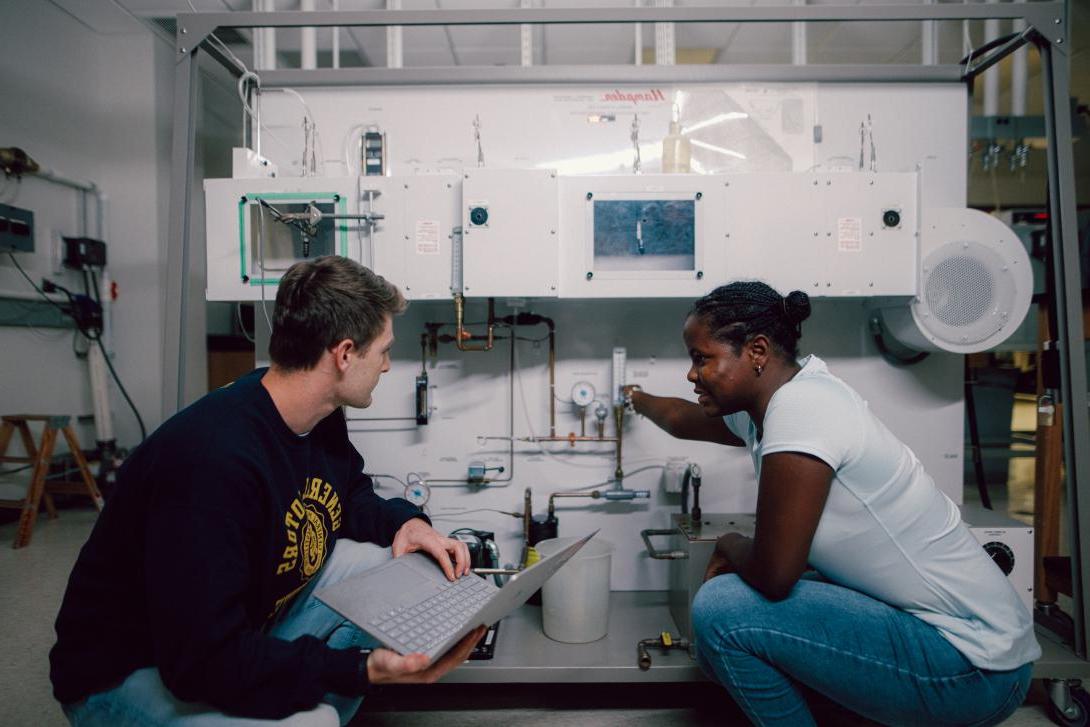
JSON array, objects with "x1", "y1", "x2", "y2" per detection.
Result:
[{"x1": 389, "y1": 558, "x2": 445, "y2": 599}]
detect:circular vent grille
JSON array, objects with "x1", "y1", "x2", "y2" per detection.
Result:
[
  {"x1": 926, "y1": 255, "x2": 994, "y2": 328},
  {"x1": 880, "y1": 208, "x2": 1032, "y2": 354},
  {"x1": 916, "y1": 240, "x2": 1016, "y2": 348}
]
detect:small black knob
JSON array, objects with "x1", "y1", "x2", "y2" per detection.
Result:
[
  {"x1": 469, "y1": 206, "x2": 489, "y2": 226},
  {"x1": 882, "y1": 209, "x2": 901, "y2": 228}
]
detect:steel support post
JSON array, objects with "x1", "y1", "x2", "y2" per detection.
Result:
[
  {"x1": 163, "y1": 50, "x2": 199, "y2": 416},
  {"x1": 1040, "y1": 37, "x2": 1090, "y2": 658}
]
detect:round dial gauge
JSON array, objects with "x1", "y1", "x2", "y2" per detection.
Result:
[
  {"x1": 982, "y1": 541, "x2": 1015, "y2": 576},
  {"x1": 571, "y1": 381, "x2": 597, "y2": 408},
  {"x1": 404, "y1": 478, "x2": 431, "y2": 508}
]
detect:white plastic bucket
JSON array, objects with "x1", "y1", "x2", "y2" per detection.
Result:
[{"x1": 536, "y1": 536, "x2": 613, "y2": 643}]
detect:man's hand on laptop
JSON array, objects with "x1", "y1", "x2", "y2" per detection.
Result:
[
  {"x1": 367, "y1": 626, "x2": 487, "y2": 684},
  {"x1": 392, "y1": 518, "x2": 471, "y2": 581}
]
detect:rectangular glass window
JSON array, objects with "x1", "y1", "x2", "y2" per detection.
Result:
[
  {"x1": 592, "y1": 199, "x2": 695, "y2": 272},
  {"x1": 247, "y1": 201, "x2": 337, "y2": 279}
]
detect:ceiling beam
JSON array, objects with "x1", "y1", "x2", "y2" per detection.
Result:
[{"x1": 174, "y1": 2, "x2": 1068, "y2": 63}]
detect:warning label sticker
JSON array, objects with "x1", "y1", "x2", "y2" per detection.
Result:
[
  {"x1": 837, "y1": 217, "x2": 862, "y2": 253},
  {"x1": 415, "y1": 220, "x2": 440, "y2": 255}
]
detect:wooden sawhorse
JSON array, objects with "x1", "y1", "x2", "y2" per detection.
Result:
[{"x1": 0, "y1": 415, "x2": 104, "y2": 548}]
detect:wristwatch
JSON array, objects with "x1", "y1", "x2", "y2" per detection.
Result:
[
  {"x1": 357, "y1": 648, "x2": 374, "y2": 695},
  {"x1": 624, "y1": 385, "x2": 642, "y2": 413}
]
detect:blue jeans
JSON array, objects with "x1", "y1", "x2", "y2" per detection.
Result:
[
  {"x1": 692, "y1": 575, "x2": 1033, "y2": 727},
  {"x1": 63, "y1": 540, "x2": 389, "y2": 727}
]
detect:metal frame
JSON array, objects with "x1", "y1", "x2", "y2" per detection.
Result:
[{"x1": 166, "y1": 2, "x2": 1089, "y2": 666}]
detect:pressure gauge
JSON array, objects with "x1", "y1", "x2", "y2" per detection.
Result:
[
  {"x1": 404, "y1": 476, "x2": 431, "y2": 508},
  {"x1": 982, "y1": 541, "x2": 1015, "y2": 576},
  {"x1": 571, "y1": 381, "x2": 597, "y2": 408}
]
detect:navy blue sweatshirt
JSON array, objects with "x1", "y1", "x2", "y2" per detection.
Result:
[{"x1": 50, "y1": 369, "x2": 426, "y2": 718}]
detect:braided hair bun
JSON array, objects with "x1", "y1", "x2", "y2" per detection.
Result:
[
  {"x1": 783, "y1": 290, "x2": 811, "y2": 326},
  {"x1": 690, "y1": 281, "x2": 810, "y2": 360}
]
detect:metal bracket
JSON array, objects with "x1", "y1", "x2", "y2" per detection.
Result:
[
  {"x1": 641, "y1": 528, "x2": 687, "y2": 560},
  {"x1": 175, "y1": 2, "x2": 1069, "y2": 64}
]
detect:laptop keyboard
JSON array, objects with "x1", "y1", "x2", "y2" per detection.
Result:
[{"x1": 368, "y1": 575, "x2": 494, "y2": 654}]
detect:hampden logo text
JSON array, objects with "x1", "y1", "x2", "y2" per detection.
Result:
[{"x1": 601, "y1": 88, "x2": 666, "y2": 104}]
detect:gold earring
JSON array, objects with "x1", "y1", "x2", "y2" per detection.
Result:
[{"x1": 755, "y1": 365, "x2": 763, "y2": 377}]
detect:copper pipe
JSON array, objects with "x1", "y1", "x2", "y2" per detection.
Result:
[
  {"x1": 454, "y1": 294, "x2": 495, "y2": 351},
  {"x1": 548, "y1": 490, "x2": 602, "y2": 516}
]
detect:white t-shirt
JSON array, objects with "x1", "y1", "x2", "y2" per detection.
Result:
[{"x1": 723, "y1": 355, "x2": 1040, "y2": 671}]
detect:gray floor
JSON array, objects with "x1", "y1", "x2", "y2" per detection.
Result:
[{"x1": 0, "y1": 506, "x2": 1061, "y2": 726}]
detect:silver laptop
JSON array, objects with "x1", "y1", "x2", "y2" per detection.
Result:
[{"x1": 316, "y1": 531, "x2": 596, "y2": 662}]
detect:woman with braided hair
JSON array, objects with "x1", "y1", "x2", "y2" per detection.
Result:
[{"x1": 626, "y1": 281, "x2": 1038, "y2": 726}]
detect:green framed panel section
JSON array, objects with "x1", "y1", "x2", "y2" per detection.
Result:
[{"x1": 236, "y1": 192, "x2": 349, "y2": 285}]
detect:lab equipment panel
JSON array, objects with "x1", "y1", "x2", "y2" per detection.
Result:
[
  {"x1": 962, "y1": 504, "x2": 1035, "y2": 615},
  {"x1": 461, "y1": 168, "x2": 559, "y2": 298},
  {"x1": 722, "y1": 172, "x2": 919, "y2": 297},
  {"x1": 384, "y1": 174, "x2": 461, "y2": 300},
  {"x1": 560, "y1": 174, "x2": 717, "y2": 299},
  {"x1": 204, "y1": 177, "x2": 359, "y2": 301}
]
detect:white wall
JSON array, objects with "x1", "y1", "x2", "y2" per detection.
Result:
[
  {"x1": 0, "y1": 1, "x2": 174, "y2": 451},
  {"x1": 0, "y1": 2, "x2": 244, "y2": 450},
  {"x1": 0, "y1": 1, "x2": 179, "y2": 455}
]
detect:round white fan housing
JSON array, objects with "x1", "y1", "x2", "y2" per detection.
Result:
[{"x1": 882, "y1": 208, "x2": 1032, "y2": 354}]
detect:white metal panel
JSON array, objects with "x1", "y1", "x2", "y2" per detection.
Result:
[
  {"x1": 462, "y1": 168, "x2": 560, "y2": 298},
  {"x1": 964, "y1": 505, "x2": 1035, "y2": 616},
  {"x1": 723, "y1": 172, "x2": 919, "y2": 297},
  {"x1": 397, "y1": 174, "x2": 461, "y2": 300},
  {"x1": 366, "y1": 174, "x2": 462, "y2": 300},
  {"x1": 814, "y1": 84, "x2": 967, "y2": 208},
  {"x1": 260, "y1": 83, "x2": 818, "y2": 180},
  {"x1": 557, "y1": 171, "x2": 917, "y2": 298},
  {"x1": 358, "y1": 175, "x2": 406, "y2": 290},
  {"x1": 204, "y1": 176, "x2": 360, "y2": 301}
]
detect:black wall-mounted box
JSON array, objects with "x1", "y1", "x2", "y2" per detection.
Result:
[
  {"x1": 0, "y1": 203, "x2": 34, "y2": 253},
  {"x1": 63, "y1": 236, "x2": 107, "y2": 268}
]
